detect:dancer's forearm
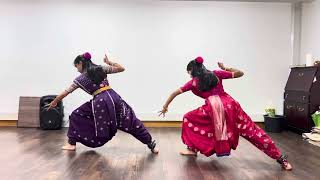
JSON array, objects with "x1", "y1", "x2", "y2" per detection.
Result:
[
  {"x1": 224, "y1": 67, "x2": 244, "y2": 78},
  {"x1": 107, "y1": 60, "x2": 122, "y2": 68},
  {"x1": 163, "y1": 89, "x2": 182, "y2": 109},
  {"x1": 103, "y1": 54, "x2": 125, "y2": 72},
  {"x1": 106, "y1": 60, "x2": 125, "y2": 72},
  {"x1": 52, "y1": 91, "x2": 69, "y2": 104},
  {"x1": 47, "y1": 91, "x2": 69, "y2": 110}
]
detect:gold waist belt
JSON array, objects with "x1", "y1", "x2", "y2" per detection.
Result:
[{"x1": 93, "y1": 86, "x2": 111, "y2": 96}]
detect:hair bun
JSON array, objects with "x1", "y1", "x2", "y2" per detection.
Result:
[
  {"x1": 82, "y1": 52, "x2": 92, "y2": 60},
  {"x1": 195, "y1": 56, "x2": 204, "y2": 64}
]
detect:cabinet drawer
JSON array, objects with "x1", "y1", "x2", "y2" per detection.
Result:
[
  {"x1": 284, "y1": 101, "x2": 310, "y2": 131},
  {"x1": 284, "y1": 91, "x2": 310, "y2": 103}
]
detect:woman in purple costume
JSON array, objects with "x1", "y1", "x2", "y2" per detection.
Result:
[{"x1": 48, "y1": 52, "x2": 158, "y2": 154}]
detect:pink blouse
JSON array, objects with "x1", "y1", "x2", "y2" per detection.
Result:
[{"x1": 180, "y1": 70, "x2": 234, "y2": 99}]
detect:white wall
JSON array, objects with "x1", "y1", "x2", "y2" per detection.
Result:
[
  {"x1": 0, "y1": 0, "x2": 292, "y2": 122},
  {"x1": 301, "y1": 0, "x2": 320, "y2": 64}
]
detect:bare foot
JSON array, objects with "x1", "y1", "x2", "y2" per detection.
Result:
[
  {"x1": 62, "y1": 144, "x2": 76, "y2": 151},
  {"x1": 282, "y1": 162, "x2": 293, "y2": 171},
  {"x1": 151, "y1": 148, "x2": 159, "y2": 155},
  {"x1": 180, "y1": 149, "x2": 197, "y2": 156}
]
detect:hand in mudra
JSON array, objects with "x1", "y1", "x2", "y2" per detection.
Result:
[
  {"x1": 47, "y1": 101, "x2": 57, "y2": 111},
  {"x1": 218, "y1": 62, "x2": 226, "y2": 70},
  {"x1": 103, "y1": 54, "x2": 112, "y2": 65},
  {"x1": 158, "y1": 107, "x2": 168, "y2": 118}
]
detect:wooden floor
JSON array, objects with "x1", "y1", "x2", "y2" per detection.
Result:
[{"x1": 0, "y1": 127, "x2": 319, "y2": 180}]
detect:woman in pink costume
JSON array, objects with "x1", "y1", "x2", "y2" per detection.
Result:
[{"x1": 159, "y1": 56, "x2": 292, "y2": 170}]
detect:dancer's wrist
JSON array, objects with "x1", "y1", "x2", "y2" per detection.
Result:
[
  {"x1": 109, "y1": 62, "x2": 117, "y2": 66},
  {"x1": 163, "y1": 106, "x2": 168, "y2": 111}
]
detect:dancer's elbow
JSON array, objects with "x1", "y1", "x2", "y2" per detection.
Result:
[
  {"x1": 234, "y1": 71, "x2": 244, "y2": 78},
  {"x1": 116, "y1": 66, "x2": 125, "y2": 72}
]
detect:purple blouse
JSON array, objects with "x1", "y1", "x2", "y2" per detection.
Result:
[{"x1": 65, "y1": 65, "x2": 117, "y2": 94}]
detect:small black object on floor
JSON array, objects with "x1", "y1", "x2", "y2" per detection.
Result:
[
  {"x1": 39, "y1": 95, "x2": 64, "y2": 130},
  {"x1": 264, "y1": 115, "x2": 285, "y2": 133}
]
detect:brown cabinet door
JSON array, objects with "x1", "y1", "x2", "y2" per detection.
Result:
[
  {"x1": 284, "y1": 101, "x2": 296, "y2": 127},
  {"x1": 285, "y1": 68, "x2": 317, "y2": 92},
  {"x1": 295, "y1": 103, "x2": 310, "y2": 131}
]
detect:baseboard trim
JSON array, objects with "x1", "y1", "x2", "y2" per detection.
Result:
[
  {"x1": 0, "y1": 120, "x2": 264, "y2": 128},
  {"x1": 0, "y1": 120, "x2": 17, "y2": 127},
  {"x1": 143, "y1": 121, "x2": 182, "y2": 127}
]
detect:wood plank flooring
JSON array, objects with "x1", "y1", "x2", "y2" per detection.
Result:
[{"x1": 0, "y1": 127, "x2": 318, "y2": 180}]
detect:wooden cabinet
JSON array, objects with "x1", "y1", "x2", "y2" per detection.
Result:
[{"x1": 284, "y1": 67, "x2": 320, "y2": 133}]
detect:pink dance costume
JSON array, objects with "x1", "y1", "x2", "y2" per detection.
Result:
[{"x1": 180, "y1": 69, "x2": 282, "y2": 160}]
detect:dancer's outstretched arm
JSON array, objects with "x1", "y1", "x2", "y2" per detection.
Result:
[
  {"x1": 103, "y1": 54, "x2": 125, "y2": 73},
  {"x1": 159, "y1": 89, "x2": 183, "y2": 117},
  {"x1": 47, "y1": 84, "x2": 78, "y2": 110},
  {"x1": 47, "y1": 91, "x2": 70, "y2": 110},
  {"x1": 218, "y1": 62, "x2": 244, "y2": 78}
]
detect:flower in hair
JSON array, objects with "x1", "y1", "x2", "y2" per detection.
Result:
[
  {"x1": 195, "y1": 56, "x2": 204, "y2": 64},
  {"x1": 82, "y1": 52, "x2": 91, "y2": 60}
]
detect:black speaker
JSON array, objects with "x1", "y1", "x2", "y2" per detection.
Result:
[
  {"x1": 264, "y1": 115, "x2": 284, "y2": 133},
  {"x1": 39, "y1": 95, "x2": 64, "y2": 130}
]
